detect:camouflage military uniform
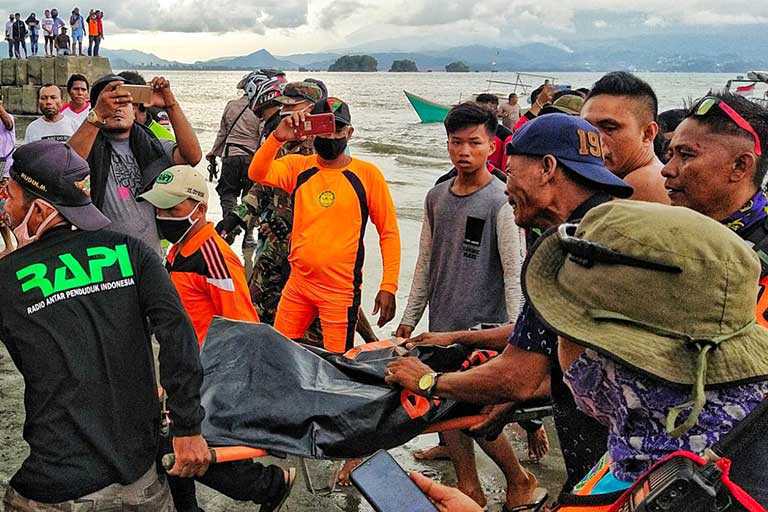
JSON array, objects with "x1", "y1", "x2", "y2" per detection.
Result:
[{"x1": 248, "y1": 137, "x2": 324, "y2": 344}]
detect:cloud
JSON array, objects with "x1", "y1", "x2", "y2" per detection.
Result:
[
  {"x1": 7, "y1": 0, "x2": 309, "y2": 33},
  {"x1": 593, "y1": 19, "x2": 608, "y2": 28},
  {"x1": 317, "y1": 0, "x2": 364, "y2": 29},
  {"x1": 680, "y1": 10, "x2": 768, "y2": 25}
]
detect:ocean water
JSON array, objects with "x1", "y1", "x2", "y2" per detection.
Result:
[{"x1": 127, "y1": 70, "x2": 758, "y2": 335}]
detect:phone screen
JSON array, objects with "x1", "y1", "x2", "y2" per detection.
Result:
[{"x1": 351, "y1": 450, "x2": 438, "y2": 512}]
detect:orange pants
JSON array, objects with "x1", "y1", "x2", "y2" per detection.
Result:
[{"x1": 274, "y1": 276, "x2": 359, "y2": 353}]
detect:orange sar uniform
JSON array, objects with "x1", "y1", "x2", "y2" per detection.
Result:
[
  {"x1": 166, "y1": 222, "x2": 259, "y2": 345},
  {"x1": 248, "y1": 133, "x2": 401, "y2": 352}
]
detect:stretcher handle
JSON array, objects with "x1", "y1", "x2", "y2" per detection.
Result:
[
  {"x1": 161, "y1": 446, "x2": 269, "y2": 471},
  {"x1": 424, "y1": 414, "x2": 488, "y2": 434}
]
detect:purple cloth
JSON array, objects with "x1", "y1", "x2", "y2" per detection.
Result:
[
  {"x1": 0, "y1": 113, "x2": 15, "y2": 177},
  {"x1": 564, "y1": 349, "x2": 768, "y2": 481},
  {"x1": 722, "y1": 189, "x2": 768, "y2": 234}
]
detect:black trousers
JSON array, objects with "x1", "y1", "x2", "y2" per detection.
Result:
[
  {"x1": 215, "y1": 154, "x2": 253, "y2": 218},
  {"x1": 158, "y1": 436, "x2": 285, "y2": 511}
]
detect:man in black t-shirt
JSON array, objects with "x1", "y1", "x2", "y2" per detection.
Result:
[
  {"x1": 0, "y1": 140, "x2": 210, "y2": 510},
  {"x1": 387, "y1": 114, "x2": 634, "y2": 497}
]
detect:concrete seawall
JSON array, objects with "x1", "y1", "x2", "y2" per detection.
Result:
[{"x1": 0, "y1": 56, "x2": 111, "y2": 115}]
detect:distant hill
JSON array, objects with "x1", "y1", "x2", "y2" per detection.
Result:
[{"x1": 103, "y1": 26, "x2": 768, "y2": 72}]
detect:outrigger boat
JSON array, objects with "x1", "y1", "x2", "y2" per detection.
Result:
[
  {"x1": 725, "y1": 71, "x2": 768, "y2": 109},
  {"x1": 405, "y1": 72, "x2": 557, "y2": 123}
]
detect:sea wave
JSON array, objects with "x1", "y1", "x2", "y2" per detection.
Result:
[{"x1": 356, "y1": 140, "x2": 445, "y2": 159}]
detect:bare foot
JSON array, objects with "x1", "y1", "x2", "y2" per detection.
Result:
[
  {"x1": 413, "y1": 444, "x2": 451, "y2": 461},
  {"x1": 336, "y1": 458, "x2": 362, "y2": 487},
  {"x1": 527, "y1": 426, "x2": 550, "y2": 462},
  {"x1": 458, "y1": 484, "x2": 487, "y2": 509},
  {"x1": 505, "y1": 471, "x2": 539, "y2": 510}
]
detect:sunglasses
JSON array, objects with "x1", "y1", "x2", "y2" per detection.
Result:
[
  {"x1": 694, "y1": 96, "x2": 762, "y2": 156},
  {"x1": 558, "y1": 223, "x2": 681, "y2": 274}
]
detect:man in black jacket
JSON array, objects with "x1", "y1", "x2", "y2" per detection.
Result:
[
  {"x1": 68, "y1": 73, "x2": 202, "y2": 256},
  {"x1": 0, "y1": 140, "x2": 210, "y2": 510},
  {"x1": 11, "y1": 13, "x2": 26, "y2": 58}
]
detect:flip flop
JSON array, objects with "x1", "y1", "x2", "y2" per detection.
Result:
[
  {"x1": 501, "y1": 488, "x2": 548, "y2": 512},
  {"x1": 260, "y1": 467, "x2": 296, "y2": 512}
]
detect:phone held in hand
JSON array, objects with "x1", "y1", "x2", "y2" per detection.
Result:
[
  {"x1": 294, "y1": 113, "x2": 336, "y2": 137},
  {"x1": 351, "y1": 450, "x2": 438, "y2": 512},
  {"x1": 117, "y1": 84, "x2": 153, "y2": 106}
]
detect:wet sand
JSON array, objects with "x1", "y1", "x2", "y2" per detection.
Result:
[{"x1": 0, "y1": 344, "x2": 566, "y2": 511}]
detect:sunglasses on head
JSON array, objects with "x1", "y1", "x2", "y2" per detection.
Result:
[
  {"x1": 694, "y1": 96, "x2": 762, "y2": 156},
  {"x1": 558, "y1": 223, "x2": 682, "y2": 274}
]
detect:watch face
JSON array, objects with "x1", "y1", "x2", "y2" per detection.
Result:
[{"x1": 418, "y1": 373, "x2": 435, "y2": 391}]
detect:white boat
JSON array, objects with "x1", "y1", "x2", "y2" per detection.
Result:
[{"x1": 725, "y1": 71, "x2": 768, "y2": 108}]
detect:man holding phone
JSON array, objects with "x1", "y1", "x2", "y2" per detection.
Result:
[
  {"x1": 68, "y1": 73, "x2": 202, "y2": 256},
  {"x1": 248, "y1": 98, "x2": 401, "y2": 354}
]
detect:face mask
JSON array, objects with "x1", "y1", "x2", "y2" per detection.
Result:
[
  {"x1": 156, "y1": 203, "x2": 200, "y2": 244},
  {"x1": 313, "y1": 136, "x2": 348, "y2": 161},
  {"x1": 13, "y1": 199, "x2": 60, "y2": 248}
]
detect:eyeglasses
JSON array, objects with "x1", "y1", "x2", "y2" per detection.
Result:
[
  {"x1": 557, "y1": 223, "x2": 682, "y2": 273},
  {"x1": 694, "y1": 96, "x2": 762, "y2": 156}
]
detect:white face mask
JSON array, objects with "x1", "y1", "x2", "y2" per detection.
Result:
[{"x1": 13, "y1": 199, "x2": 60, "y2": 248}]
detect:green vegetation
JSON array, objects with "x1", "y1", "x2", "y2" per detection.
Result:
[
  {"x1": 445, "y1": 61, "x2": 470, "y2": 72},
  {"x1": 328, "y1": 55, "x2": 378, "y2": 72},
  {"x1": 389, "y1": 59, "x2": 418, "y2": 72}
]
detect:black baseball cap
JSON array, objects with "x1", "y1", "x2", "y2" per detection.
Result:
[
  {"x1": 90, "y1": 74, "x2": 125, "y2": 106},
  {"x1": 311, "y1": 97, "x2": 351, "y2": 127},
  {"x1": 10, "y1": 141, "x2": 111, "y2": 231},
  {"x1": 506, "y1": 114, "x2": 633, "y2": 199}
]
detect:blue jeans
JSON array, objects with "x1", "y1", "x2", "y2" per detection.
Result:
[
  {"x1": 29, "y1": 33, "x2": 38, "y2": 55},
  {"x1": 87, "y1": 35, "x2": 100, "y2": 56}
]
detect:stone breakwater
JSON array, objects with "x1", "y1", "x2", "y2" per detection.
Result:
[{"x1": 0, "y1": 56, "x2": 111, "y2": 115}]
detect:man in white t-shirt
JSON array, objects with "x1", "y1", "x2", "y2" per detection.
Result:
[
  {"x1": 61, "y1": 74, "x2": 90, "y2": 127},
  {"x1": 25, "y1": 84, "x2": 78, "y2": 143}
]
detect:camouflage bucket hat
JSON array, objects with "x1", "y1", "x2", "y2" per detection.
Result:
[
  {"x1": 523, "y1": 200, "x2": 768, "y2": 437},
  {"x1": 274, "y1": 81, "x2": 324, "y2": 106}
]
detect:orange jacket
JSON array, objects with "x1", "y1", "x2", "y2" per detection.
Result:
[
  {"x1": 249, "y1": 134, "x2": 401, "y2": 295},
  {"x1": 166, "y1": 222, "x2": 259, "y2": 345}
]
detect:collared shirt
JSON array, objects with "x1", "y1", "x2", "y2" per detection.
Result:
[
  {"x1": 508, "y1": 192, "x2": 612, "y2": 491},
  {"x1": 166, "y1": 222, "x2": 259, "y2": 345},
  {"x1": 209, "y1": 95, "x2": 261, "y2": 158}
]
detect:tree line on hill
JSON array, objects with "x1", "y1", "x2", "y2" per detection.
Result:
[{"x1": 327, "y1": 54, "x2": 472, "y2": 72}]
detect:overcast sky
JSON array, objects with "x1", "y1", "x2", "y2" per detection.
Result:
[{"x1": 1, "y1": 0, "x2": 766, "y2": 62}]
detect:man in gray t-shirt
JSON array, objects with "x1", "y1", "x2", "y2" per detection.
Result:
[
  {"x1": 395, "y1": 103, "x2": 539, "y2": 511},
  {"x1": 101, "y1": 137, "x2": 175, "y2": 253},
  {"x1": 68, "y1": 73, "x2": 203, "y2": 255}
]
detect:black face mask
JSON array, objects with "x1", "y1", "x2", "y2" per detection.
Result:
[
  {"x1": 156, "y1": 216, "x2": 196, "y2": 244},
  {"x1": 313, "y1": 136, "x2": 347, "y2": 161}
]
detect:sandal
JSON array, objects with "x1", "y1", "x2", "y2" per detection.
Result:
[
  {"x1": 501, "y1": 488, "x2": 548, "y2": 512},
  {"x1": 260, "y1": 467, "x2": 296, "y2": 512}
]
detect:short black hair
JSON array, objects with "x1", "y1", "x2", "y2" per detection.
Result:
[
  {"x1": 475, "y1": 93, "x2": 499, "y2": 106},
  {"x1": 586, "y1": 71, "x2": 658, "y2": 121},
  {"x1": 66, "y1": 73, "x2": 89, "y2": 92},
  {"x1": 658, "y1": 108, "x2": 687, "y2": 134},
  {"x1": 444, "y1": 102, "x2": 497, "y2": 138},
  {"x1": 117, "y1": 71, "x2": 146, "y2": 85},
  {"x1": 687, "y1": 91, "x2": 768, "y2": 187},
  {"x1": 508, "y1": 93, "x2": 517, "y2": 100}
]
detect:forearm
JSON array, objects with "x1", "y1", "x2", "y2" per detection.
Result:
[
  {"x1": 379, "y1": 232, "x2": 401, "y2": 294},
  {"x1": 400, "y1": 215, "x2": 432, "y2": 327},
  {"x1": 497, "y1": 205, "x2": 525, "y2": 323},
  {"x1": 435, "y1": 347, "x2": 548, "y2": 404},
  {"x1": 453, "y1": 323, "x2": 514, "y2": 351},
  {"x1": 68, "y1": 119, "x2": 100, "y2": 159},
  {"x1": 248, "y1": 133, "x2": 283, "y2": 183},
  {"x1": 0, "y1": 110, "x2": 13, "y2": 131},
  {"x1": 168, "y1": 103, "x2": 202, "y2": 166}
]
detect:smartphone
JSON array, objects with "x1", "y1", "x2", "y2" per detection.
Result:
[
  {"x1": 351, "y1": 450, "x2": 438, "y2": 512},
  {"x1": 294, "y1": 113, "x2": 336, "y2": 137},
  {"x1": 117, "y1": 84, "x2": 153, "y2": 106}
]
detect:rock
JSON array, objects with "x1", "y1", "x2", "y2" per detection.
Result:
[
  {"x1": 21, "y1": 85, "x2": 40, "y2": 114},
  {"x1": 15, "y1": 60, "x2": 27, "y2": 84},
  {"x1": 3, "y1": 86, "x2": 22, "y2": 113},
  {"x1": 54, "y1": 56, "x2": 112, "y2": 86},
  {"x1": 1, "y1": 60, "x2": 14, "y2": 85},
  {"x1": 41, "y1": 58, "x2": 55, "y2": 84},
  {"x1": 27, "y1": 57, "x2": 42, "y2": 85}
]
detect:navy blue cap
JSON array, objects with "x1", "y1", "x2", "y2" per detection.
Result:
[
  {"x1": 507, "y1": 114, "x2": 634, "y2": 199},
  {"x1": 11, "y1": 140, "x2": 111, "y2": 231}
]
